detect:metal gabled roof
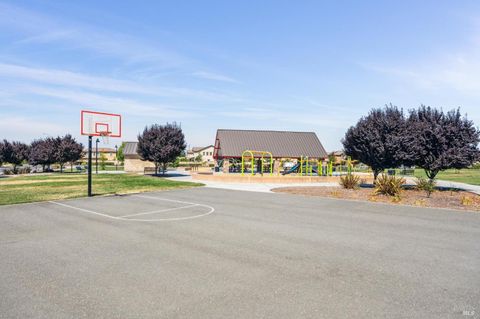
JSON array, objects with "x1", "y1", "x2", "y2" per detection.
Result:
[{"x1": 214, "y1": 129, "x2": 328, "y2": 158}]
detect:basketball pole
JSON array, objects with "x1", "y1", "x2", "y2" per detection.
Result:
[{"x1": 88, "y1": 135, "x2": 93, "y2": 197}]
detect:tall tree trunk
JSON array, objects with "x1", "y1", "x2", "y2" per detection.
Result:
[
  {"x1": 425, "y1": 169, "x2": 438, "y2": 181},
  {"x1": 60, "y1": 164, "x2": 63, "y2": 173},
  {"x1": 154, "y1": 163, "x2": 158, "y2": 175}
]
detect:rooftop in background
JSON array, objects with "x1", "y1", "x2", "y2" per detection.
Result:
[
  {"x1": 188, "y1": 145, "x2": 214, "y2": 154},
  {"x1": 214, "y1": 129, "x2": 328, "y2": 159},
  {"x1": 122, "y1": 142, "x2": 138, "y2": 156}
]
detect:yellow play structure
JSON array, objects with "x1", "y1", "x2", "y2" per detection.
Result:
[{"x1": 241, "y1": 150, "x2": 273, "y2": 176}]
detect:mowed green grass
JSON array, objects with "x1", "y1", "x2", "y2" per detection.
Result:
[
  {"x1": 0, "y1": 173, "x2": 203, "y2": 205},
  {"x1": 405, "y1": 169, "x2": 480, "y2": 185}
]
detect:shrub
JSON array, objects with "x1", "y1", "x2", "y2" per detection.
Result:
[
  {"x1": 374, "y1": 174, "x2": 405, "y2": 196},
  {"x1": 460, "y1": 195, "x2": 474, "y2": 206},
  {"x1": 16, "y1": 166, "x2": 31, "y2": 174},
  {"x1": 339, "y1": 174, "x2": 360, "y2": 189},
  {"x1": 415, "y1": 177, "x2": 436, "y2": 198}
]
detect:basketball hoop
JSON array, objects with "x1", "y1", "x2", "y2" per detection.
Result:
[{"x1": 80, "y1": 110, "x2": 122, "y2": 197}]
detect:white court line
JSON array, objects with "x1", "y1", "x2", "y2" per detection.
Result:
[
  {"x1": 49, "y1": 201, "x2": 122, "y2": 220},
  {"x1": 119, "y1": 204, "x2": 199, "y2": 218},
  {"x1": 133, "y1": 194, "x2": 199, "y2": 205},
  {"x1": 48, "y1": 195, "x2": 215, "y2": 222}
]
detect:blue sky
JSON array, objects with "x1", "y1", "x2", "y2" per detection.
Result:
[{"x1": 1, "y1": 1, "x2": 480, "y2": 151}]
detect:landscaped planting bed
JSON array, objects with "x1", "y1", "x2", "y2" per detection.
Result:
[{"x1": 273, "y1": 186, "x2": 480, "y2": 212}]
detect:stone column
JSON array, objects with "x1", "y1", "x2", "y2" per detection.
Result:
[
  {"x1": 273, "y1": 159, "x2": 281, "y2": 175},
  {"x1": 222, "y1": 159, "x2": 230, "y2": 173}
]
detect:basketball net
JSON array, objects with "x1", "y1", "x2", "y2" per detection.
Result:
[{"x1": 99, "y1": 131, "x2": 111, "y2": 145}]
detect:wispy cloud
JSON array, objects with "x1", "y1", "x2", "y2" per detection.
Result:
[
  {"x1": 192, "y1": 71, "x2": 239, "y2": 83},
  {"x1": 0, "y1": 2, "x2": 193, "y2": 70},
  {"x1": 364, "y1": 47, "x2": 480, "y2": 96},
  {"x1": 218, "y1": 106, "x2": 351, "y2": 129},
  {"x1": 0, "y1": 63, "x2": 242, "y2": 102},
  {"x1": 16, "y1": 85, "x2": 196, "y2": 118},
  {"x1": 0, "y1": 115, "x2": 67, "y2": 141}
]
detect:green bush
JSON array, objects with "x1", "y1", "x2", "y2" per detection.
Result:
[
  {"x1": 339, "y1": 174, "x2": 360, "y2": 189},
  {"x1": 374, "y1": 174, "x2": 405, "y2": 196},
  {"x1": 415, "y1": 177, "x2": 436, "y2": 198}
]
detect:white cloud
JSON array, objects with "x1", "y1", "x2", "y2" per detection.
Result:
[
  {"x1": 0, "y1": 63, "x2": 241, "y2": 102},
  {"x1": 192, "y1": 71, "x2": 239, "y2": 83},
  {"x1": 0, "y1": 2, "x2": 192, "y2": 70},
  {"x1": 0, "y1": 116, "x2": 67, "y2": 141},
  {"x1": 218, "y1": 107, "x2": 351, "y2": 129},
  {"x1": 18, "y1": 85, "x2": 195, "y2": 118},
  {"x1": 365, "y1": 50, "x2": 480, "y2": 96}
]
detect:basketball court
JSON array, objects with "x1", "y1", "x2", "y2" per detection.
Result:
[{"x1": 1, "y1": 187, "x2": 479, "y2": 318}]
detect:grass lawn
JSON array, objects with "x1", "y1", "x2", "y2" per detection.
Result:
[
  {"x1": 0, "y1": 173, "x2": 203, "y2": 205},
  {"x1": 402, "y1": 168, "x2": 480, "y2": 185}
]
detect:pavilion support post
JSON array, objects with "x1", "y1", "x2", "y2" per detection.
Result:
[{"x1": 223, "y1": 159, "x2": 230, "y2": 173}]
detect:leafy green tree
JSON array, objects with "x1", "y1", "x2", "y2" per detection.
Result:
[
  {"x1": 116, "y1": 142, "x2": 125, "y2": 164},
  {"x1": 100, "y1": 153, "x2": 107, "y2": 170}
]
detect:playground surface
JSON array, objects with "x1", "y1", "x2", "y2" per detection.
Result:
[{"x1": 1, "y1": 187, "x2": 479, "y2": 318}]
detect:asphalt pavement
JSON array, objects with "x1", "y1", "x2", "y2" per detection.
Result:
[{"x1": 0, "y1": 187, "x2": 479, "y2": 318}]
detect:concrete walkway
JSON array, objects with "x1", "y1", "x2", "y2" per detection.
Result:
[
  {"x1": 166, "y1": 171, "x2": 480, "y2": 194},
  {"x1": 165, "y1": 172, "x2": 337, "y2": 192},
  {"x1": 404, "y1": 177, "x2": 480, "y2": 195}
]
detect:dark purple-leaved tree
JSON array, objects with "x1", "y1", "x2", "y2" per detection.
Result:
[
  {"x1": 0, "y1": 140, "x2": 6, "y2": 167},
  {"x1": 342, "y1": 104, "x2": 411, "y2": 180},
  {"x1": 137, "y1": 123, "x2": 186, "y2": 175},
  {"x1": 55, "y1": 134, "x2": 84, "y2": 173},
  {"x1": 0, "y1": 139, "x2": 13, "y2": 168},
  {"x1": 29, "y1": 137, "x2": 58, "y2": 171},
  {"x1": 9, "y1": 141, "x2": 29, "y2": 173},
  {"x1": 408, "y1": 106, "x2": 480, "y2": 180}
]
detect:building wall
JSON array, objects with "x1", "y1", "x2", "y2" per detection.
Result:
[
  {"x1": 124, "y1": 156, "x2": 155, "y2": 172},
  {"x1": 187, "y1": 146, "x2": 215, "y2": 163},
  {"x1": 197, "y1": 146, "x2": 215, "y2": 163},
  {"x1": 82, "y1": 150, "x2": 117, "y2": 162}
]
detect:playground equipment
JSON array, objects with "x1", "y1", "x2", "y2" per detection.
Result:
[
  {"x1": 241, "y1": 150, "x2": 273, "y2": 176},
  {"x1": 333, "y1": 156, "x2": 353, "y2": 175},
  {"x1": 282, "y1": 156, "x2": 320, "y2": 176}
]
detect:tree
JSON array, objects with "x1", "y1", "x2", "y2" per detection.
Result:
[
  {"x1": 327, "y1": 152, "x2": 336, "y2": 164},
  {"x1": 137, "y1": 123, "x2": 186, "y2": 175},
  {"x1": 0, "y1": 140, "x2": 13, "y2": 168},
  {"x1": 99, "y1": 153, "x2": 107, "y2": 170},
  {"x1": 195, "y1": 153, "x2": 203, "y2": 162},
  {"x1": 0, "y1": 140, "x2": 6, "y2": 167},
  {"x1": 55, "y1": 134, "x2": 83, "y2": 173},
  {"x1": 342, "y1": 105, "x2": 410, "y2": 180},
  {"x1": 408, "y1": 106, "x2": 480, "y2": 180},
  {"x1": 116, "y1": 142, "x2": 125, "y2": 164},
  {"x1": 9, "y1": 141, "x2": 29, "y2": 173},
  {"x1": 29, "y1": 137, "x2": 57, "y2": 171}
]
